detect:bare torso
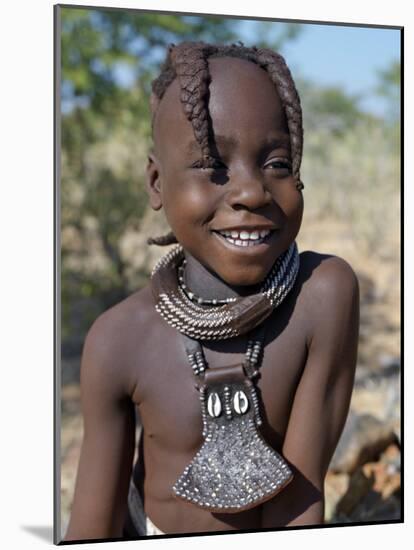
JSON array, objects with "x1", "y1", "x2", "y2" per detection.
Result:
[
  {"x1": 122, "y1": 251, "x2": 313, "y2": 534},
  {"x1": 64, "y1": 250, "x2": 359, "y2": 540}
]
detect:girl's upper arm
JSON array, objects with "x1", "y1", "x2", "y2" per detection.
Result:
[
  {"x1": 261, "y1": 256, "x2": 360, "y2": 527},
  {"x1": 64, "y1": 313, "x2": 136, "y2": 541}
]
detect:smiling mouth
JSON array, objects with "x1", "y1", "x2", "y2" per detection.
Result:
[{"x1": 212, "y1": 228, "x2": 275, "y2": 248}]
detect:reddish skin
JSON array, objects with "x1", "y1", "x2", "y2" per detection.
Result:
[{"x1": 64, "y1": 57, "x2": 359, "y2": 540}]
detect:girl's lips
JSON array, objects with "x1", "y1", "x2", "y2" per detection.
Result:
[{"x1": 211, "y1": 228, "x2": 277, "y2": 253}]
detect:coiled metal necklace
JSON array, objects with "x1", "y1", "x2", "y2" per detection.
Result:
[{"x1": 151, "y1": 241, "x2": 300, "y2": 340}]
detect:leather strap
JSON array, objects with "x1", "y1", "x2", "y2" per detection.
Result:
[
  {"x1": 181, "y1": 321, "x2": 268, "y2": 381},
  {"x1": 203, "y1": 363, "x2": 246, "y2": 385}
]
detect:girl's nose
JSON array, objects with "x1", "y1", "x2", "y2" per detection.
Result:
[{"x1": 225, "y1": 166, "x2": 272, "y2": 211}]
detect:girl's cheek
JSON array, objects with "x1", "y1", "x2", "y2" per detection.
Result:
[
  {"x1": 180, "y1": 183, "x2": 216, "y2": 210},
  {"x1": 164, "y1": 184, "x2": 214, "y2": 226},
  {"x1": 275, "y1": 183, "x2": 303, "y2": 213}
]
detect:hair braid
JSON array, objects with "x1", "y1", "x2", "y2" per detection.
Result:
[
  {"x1": 147, "y1": 230, "x2": 178, "y2": 246},
  {"x1": 171, "y1": 41, "x2": 219, "y2": 164},
  {"x1": 252, "y1": 47, "x2": 304, "y2": 185},
  {"x1": 148, "y1": 40, "x2": 304, "y2": 246}
]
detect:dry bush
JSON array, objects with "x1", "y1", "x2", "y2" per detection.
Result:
[
  {"x1": 297, "y1": 120, "x2": 400, "y2": 363},
  {"x1": 300, "y1": 121, "x2": 400, "y2": 260}
]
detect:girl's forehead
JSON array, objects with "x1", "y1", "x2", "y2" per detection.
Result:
[
  {"x1": 209, "y1": 59, "x2": 285, "y2": 123},
  {"x1": 208, "y1": 56, "x2": 281, "y2": 99},
  {"x1": 153, "y1": 56, "x2": 288, "y2": 153}
]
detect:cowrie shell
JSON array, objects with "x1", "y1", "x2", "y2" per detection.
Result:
[
  {"x1": 207, "y1": 392, "x2": 222, "y2": 417},
  {"x1": 233, "y1": 390, "x2": 249, "y2": 415}
]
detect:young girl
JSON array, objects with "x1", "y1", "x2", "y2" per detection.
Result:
[{"x1": 64, "y1": 40, "x2": 359, "y2": 541}]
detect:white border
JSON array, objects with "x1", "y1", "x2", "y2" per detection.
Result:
[{"x1": 1, "y1": 0, "x2": 409, "y2": 548}]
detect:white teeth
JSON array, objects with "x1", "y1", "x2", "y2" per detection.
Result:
[
  {"x1": 215, "y1": 228, "x2": 273, "y2": 247},
  {"x1": 215, "y1": 233, "x2": 271, "y2": 247},
  {"x1": 219, "y1": 229, "x2": 272, "y2": 240}
]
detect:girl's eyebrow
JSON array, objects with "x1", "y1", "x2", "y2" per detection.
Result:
[
  {"x1": 184, "y1": 135, "x2": 238, "y2": 154},
  {"x1": 260, "y1": 135, "x2": 290, "y2": 150},
  {"x1": 184, "y1": 133, "x2": 290, "y2": 155},
  {"x1": 214, "y1": 134, "x2": 291, "y2": 152}
]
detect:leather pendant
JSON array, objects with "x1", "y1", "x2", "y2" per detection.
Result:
[{"x1": 172, "y1": 364, "x2": 293, "y2": 513}]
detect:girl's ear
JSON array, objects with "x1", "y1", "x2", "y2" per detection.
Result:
[{"x1": 146, "y1": 152, "x2": 163, "y2": 211}]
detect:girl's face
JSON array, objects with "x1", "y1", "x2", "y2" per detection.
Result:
[{"x1": 147, "y1": 56, "x2": 303, "y2": 287}]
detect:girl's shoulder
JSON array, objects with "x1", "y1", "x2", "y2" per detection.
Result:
[
  {"x1": 295, "y1": 250, "x2": 359, "y2": 341},
  {"x1": 82, "y1": 283, "x2": 158, "y2": 365},
  {"x1": 298, "y1": 249, "x2": 359, "y2": 298}
]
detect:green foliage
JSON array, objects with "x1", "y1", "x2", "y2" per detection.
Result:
[
  {"x1": 298, "y1": 78, "x2": 367, "y2": 138},
  {"x1": 61, "y1": 8, "x2": 237, "y2": 110},
  {"x1": 301, "y1": 117, "x2": 400, "y2": 258}
]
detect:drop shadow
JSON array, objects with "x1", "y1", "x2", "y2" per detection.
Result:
[{"x1": 20, "y1": 525, "x2": 54, "y2": 542}]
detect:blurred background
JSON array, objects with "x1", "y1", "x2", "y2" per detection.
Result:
[{"x1": 59, "y1": 6, "x2": 401, "y2": 534}]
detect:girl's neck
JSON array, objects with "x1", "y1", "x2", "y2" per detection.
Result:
[{"x1": 183, "y1": 251, "x2": 260, "y2": 300}]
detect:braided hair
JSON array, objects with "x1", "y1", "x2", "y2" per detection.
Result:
[{"x1": 147, "y1": 40, "x2": 304, "y2": 247}]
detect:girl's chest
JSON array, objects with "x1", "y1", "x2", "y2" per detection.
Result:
[{"x1": 132, "y1": 305, "x2": 309, "y2": 453}]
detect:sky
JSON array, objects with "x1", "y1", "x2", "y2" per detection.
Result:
[
  {"x1": 235, "y1": 18, "x2": 401, "y2": 117},
  {"x1": 62, "y1": 11, "x2": 401, "y2": 119}
]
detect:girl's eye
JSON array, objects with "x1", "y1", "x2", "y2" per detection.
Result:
[{"x1": 265, "y1": 159, "x2": 292, "y2": 171}]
